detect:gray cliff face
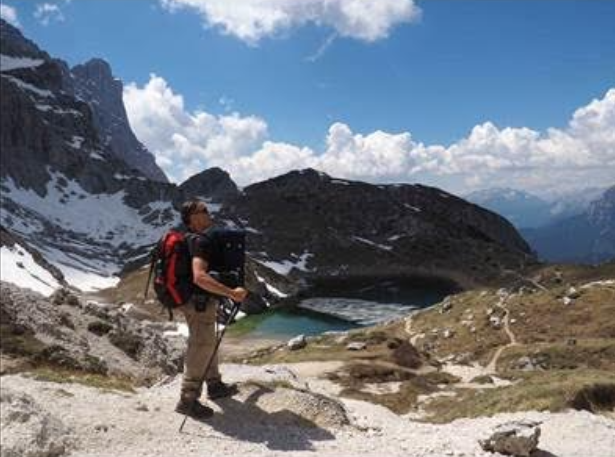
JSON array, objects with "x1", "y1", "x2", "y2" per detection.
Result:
[
  {"x1": 72, "y1": 59, "x2": 168, "y2": 183},
  {"x1": 1, "y1": 19, "x2": 133, "y2": 197},
  {"x1": 0, "y1": 19, "x2": 174, "y2": 205},
  {"x1": 220, "y1": 169, "x2": 537, "y2": 289}
]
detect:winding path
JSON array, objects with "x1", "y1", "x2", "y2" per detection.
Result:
[
  {"x1": 404, "y1": 289, "x2": 519, "y2": 376},
  {"x1": 485, "y1": 290, "x2": 518, "y2": 373}
]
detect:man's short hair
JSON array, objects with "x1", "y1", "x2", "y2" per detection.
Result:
[{"x1": 180, "y1": 199, "x2": 207, "y2": 226}]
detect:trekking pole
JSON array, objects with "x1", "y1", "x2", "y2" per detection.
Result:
[{"x1": 178, "y1": 296, "x2": 243, "y2": 432}]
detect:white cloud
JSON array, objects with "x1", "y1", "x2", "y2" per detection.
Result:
[
  {"x1": 160, "y1": 0, "x2": 421, "y2": 45},
  {"x1": 1, "y1": 4, "x2": 20, "y2": 27},
  {"x1": 318, "y1": 123, "x2": 416, "y2": 178},
  {"x1": 124, "y1": 74, "x2": 615, "y2": 197},
  {"x1": 34, "y1": 3, "x2": 65, "y2": 26},
  {"x1": 124, "y1": 74, "x2": 268, "y2": 183}
]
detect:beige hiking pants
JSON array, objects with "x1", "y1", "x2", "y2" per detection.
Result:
[{"x1": 179, "y1": 296, "x2": 221, "y2": 401}]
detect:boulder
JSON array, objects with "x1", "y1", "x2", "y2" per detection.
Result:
[
  {"x1": 489, "y1": 316, "x2": 502, "y2": 329},
  {"x1": 479, "y1": 419, "x2": 541, "y2": 456},
  {"x1": 567, "y1": 286, "x2": 581, "y2": 299},
  {"x1": 50, "y1": 288, "x2": 80, "y2": 307},
  {"x1": 288, "y1": 334, "x2": 307, "y2": 351},
  {"x1": 439, "y1": 297, "x2": 453, "y2": 313},
  {"x1": 238, "y1": 383, "x2": 349, "y2": 429},
  {"x1": 346, "y1": 342, "x2": 367, "y2": 351}
]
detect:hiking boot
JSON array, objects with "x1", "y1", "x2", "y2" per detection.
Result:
[
  {"x1": 207, "y1": 381, "x2": 238, "y2": 400},
  {"x1": 175, "y1": 398, "x2": 214, "y2": 420}
]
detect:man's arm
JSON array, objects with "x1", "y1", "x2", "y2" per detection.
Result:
[{"x1": 192, "y1": 257, "x2": 247, "y2": 301}]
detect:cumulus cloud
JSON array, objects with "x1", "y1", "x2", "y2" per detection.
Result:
[
  {"x1": 1, "y1": 4, "x2": 20, "y2": 27},
  {"x1": 160, "y1": 0, "x2": 421, "y2": 45},
  {"x1": 34, "y1": 3, "x2": 65, "y2": 25},
  {"x1": 124, "y1": 74, "x2": 615, "y2": 196},
  {"x1": 124, "y1": 75, "x2": 268, "y2": 182}
]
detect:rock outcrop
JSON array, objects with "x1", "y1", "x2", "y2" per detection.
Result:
[
  {"x1": 479, "y1": 420, "x2": 541, "y2": 457},
  {"x1": 0, "y1": 281, "x2": 183, "y2": 382}
]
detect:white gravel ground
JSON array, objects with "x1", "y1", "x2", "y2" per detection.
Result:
[{"x1": 2, "y1": 363, "x2": 615, "y2": 457}]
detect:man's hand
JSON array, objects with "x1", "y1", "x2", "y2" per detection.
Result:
[{"x1": 230, "y1": 287, "x2": 248, "y2": 303}]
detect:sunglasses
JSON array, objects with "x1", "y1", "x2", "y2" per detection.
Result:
[{"x1": 193, "y1": 207, "x2": 209, "y2": 216}]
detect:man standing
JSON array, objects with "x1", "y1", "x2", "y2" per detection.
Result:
[{"x1": 175, "y1": 199, "x2": 248, "y2": 419}]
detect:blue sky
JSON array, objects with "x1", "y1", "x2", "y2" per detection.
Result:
[{"x1": 3, "y1": 0, "x2": 615, "y2": 196}]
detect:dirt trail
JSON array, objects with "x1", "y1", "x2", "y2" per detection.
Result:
[{"x1": 485, "y1": 290, "x2": 519, "y2": 373}]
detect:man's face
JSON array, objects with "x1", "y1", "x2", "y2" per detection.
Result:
[{"x1": 189, "y1": 204, "x2": 211, "y2": 230}]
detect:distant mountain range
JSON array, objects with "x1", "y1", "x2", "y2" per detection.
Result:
[
  {"x1": 465, "y1": 188, "x2": 553, "y2": 229},
  {"x1": 520, "y1": 186, "x2": 615, "y2": 264},
  {"x1": 464, "y1": 186, "x2": 607, "y2": 229},
  {"x1": 465, "y1": 186, "x2": 614, "y2": 264}
]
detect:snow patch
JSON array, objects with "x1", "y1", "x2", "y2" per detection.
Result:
[
  {"x1": 0, "y1": 243, "x2": 61, "y2": 296},
  {"x1": 0, "y1": 54, "x2": 45, "y2": 72},
  {"x1": 352, "y1": 236, "x2": 393, "y2": 251},
  {"x1": 1, "y1": 172, "x2": 178, "y2": 292},
  {"x1": 67, "y1": 136, "x2": 84, "y2": 149},
  {"x1": 404, "y1": 204, "x2": 422, "y2": 212},
  {"x1": 35, "y1": 104, "x2": 82, "y2": 117},
  {"x1": 255, "y1": 272, "x2": 288, "y2": 298},
  {"x1": 260, "y1": 251, "x2": 313, "y2": 275},
  {"x1": 2, "y1": 74, "x2": 54, "y2": 98},
  {"x1": 2, "y1": 173, "x2": 177, "y2": 248}
]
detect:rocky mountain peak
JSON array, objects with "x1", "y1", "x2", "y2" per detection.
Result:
[
  {"x1": 0, "y1": 19, "x2": 48, "y2": 59},
  {"x1": 72, "y1": 58, "x2": 120, "y2": 97},
  {"x1": 245, "y1": 167, "x2": 333, "y2": 195},
  {"x1": 178, "y1": 167, "x2": 240, "y2": 202},
  {"x1": 76, "y1": 57, "x2": 113, "y2": 76},
  {"x1": 71, "y1": 58, "x2": 167, "y2": 183}
]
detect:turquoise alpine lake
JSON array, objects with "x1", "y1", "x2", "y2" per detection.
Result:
[{"x1": 235, "y1": 280, "x2": 453, "y2": 340}]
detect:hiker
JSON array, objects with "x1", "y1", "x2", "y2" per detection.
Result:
[{"x1": 175, "y1": 199, "x2": 248, "y2": 419}]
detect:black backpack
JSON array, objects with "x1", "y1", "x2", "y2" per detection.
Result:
[{"x1": 199, "y1": 227, "x2": 246, "y2": 289}]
